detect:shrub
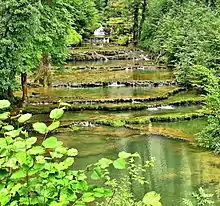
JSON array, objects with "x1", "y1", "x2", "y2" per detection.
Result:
[
  {"x1": 141, "y1": 1, "x2": 220, "y2": 86},
  {"x1": 175, "y1": 65, "x2": 216, "y2": 90},
  {"x1": 0, "y1": 100, "x2": 160, "y2": 205},
  {"x1": 197, "y1": 74, "x2": 220, "y2": 152}
]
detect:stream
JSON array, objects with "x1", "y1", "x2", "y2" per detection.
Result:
[
  {"x1": 55, "y1": 125, "x2": 220, "y2": 206},
  {"x1": 20, "y1": 45, "x2": 220, "y2": 205}
]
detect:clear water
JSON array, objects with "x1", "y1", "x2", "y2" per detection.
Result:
[
  {"x1": 20, "y1": 86, "x2": 177, "y2": 102},
  {"x1": 54, "y1": 69, "x2": 174, "y2": 84},
  {"x1": 66, "y1": 59, "x2": 156, "y2": 67},
  {"x1": 55, "y1": 126, "x2": 220, "y2": 206},
  {"x1": 21, "y1": 46, "x2": 218, "y2": 205},
  {"x1": 30, "y1": 105, "x2": 202, "y2": 124}
]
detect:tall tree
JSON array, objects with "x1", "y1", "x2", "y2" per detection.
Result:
[
  {"x1": 132, "y1": 0, "x2": 140, "y2": 45},
  {"x1": 139, "y1": 0, "x2": 148, "y2": 37},
  {"x1": 0, "y1": 0, "x2": 40, "y2": 101},
  {"x1": 34, "y1": 0, "x2": 98, "y2": 86}
]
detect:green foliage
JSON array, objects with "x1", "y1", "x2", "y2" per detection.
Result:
[
  {"x1": 66, "y1": 28, "x2": 82, "y2": 46},
  {"x1": 98, "y1": 156, "x2": 161, "y2": 206},
  {"x1": 0, "y1": 100, "x2": 161, "y2": 205},
  {"x1": 0, "y1": 0, "x2": 99, "y2": 98},
  {"x1": 0, "y1": 0, "x2": 41, "y2": 98},
  {"x1": 141, "y1": 1, "x2": 220, "y2": 86},
  {"x1": 0, "y1": 100, "x2": 11, "y2": 109},
  {"x1": 94, "y1": 0, "x2": 148, "y2": 43},
  {"x1": 143, "y1": 192, "x2": 162, "y2": 206},
  {"x1": 176, "y1": 65, "x2": 217, "y2": 90},
  {"x1": 117, "y1": 35, "x2": 130, "y2": 46},
  {"x1": 183, "y1": 187, "x2": 214, "y2": 206},
  {"x1": 197, "y1": 75, "x2": 220, "y2": 152},
  {"x1": 72, "y1": 0, "x2": 99, "y2": 37}
]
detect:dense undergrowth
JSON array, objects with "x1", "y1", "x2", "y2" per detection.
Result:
[
  {"x1": 0, "y1": 100, "x2": 163, "y2": 206},
  {"x1": 141, "y1": 1, "x2": 220, "y2": 86},
  {"x1": 140, "y1": 0, "x2": 220, "y2": 152}
]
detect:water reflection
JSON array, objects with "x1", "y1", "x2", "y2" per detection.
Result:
[
  {"x1": 55, "y1": 127, "x2": 220, "y2": 205},
  {"x1": 20, "y1": 86, "x2": 177, "y2": 102}
]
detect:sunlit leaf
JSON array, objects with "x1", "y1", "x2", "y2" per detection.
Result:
[
  {"x1": 42, "y1": 136, "x2": 58, "y2": 148},
  {"x1": 48, "y1": 121, "x2": 60, "y2": 131},
  {"x1": 50, "y1": 108, "x2": 64, "y2": 120},
  {"x1": 143, "y1": 191, "x2": 162, "y2": 206},
  {"x1": 113, "y1": 158, "x2": 126, "y2": 169},
  {"x1": 33, "y1": 122, "x2": 48, "y2": 134},
  {"x1": 118, "y1": 151, "x2": 131, "y2": 159},
  {"x1": 28, "y1": 146, "x2": 45, "y2": 155},
  {"x1": 0, "y1": 112, "x2": 10, "y2": 120},
  {"x1": 82, "y1": 193, "x2": 95, "y2": 203},
  {"x1": 2, "y1": 125, "x2": 14, "y2": 131},
  {"x1": 67, "y1": 148, "x2": 78, "y2": 156},
  {"x1": 0, "y1": 100, "x2": 10, "y2": 109},
  {"x1": 18, "y1": 113, "x2": 32, "y2": 123},
  {"x1": 98, "y1": 158, "x2": 112, "y2": 169}
]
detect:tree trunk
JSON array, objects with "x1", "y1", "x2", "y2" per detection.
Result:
[
  {"x1": 42, "y1": 54, "x2": 52, "y2": 87},
  {"x1": 21, "y1": 72, "x2": 28, "y2": 103},
  {"x1": 133, "y1": 1, "x2": 140, "y2": 46},
  {"x1": 139, "y1": 0, "x2": 148, "y2": 38},
  {"x1": 35, "y1": 54, "x2": 52, "y2": 87}
]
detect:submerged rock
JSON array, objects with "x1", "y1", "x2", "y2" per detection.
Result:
[{"x1": 159, "y1": 105, "x2": 174, "y2": 110}]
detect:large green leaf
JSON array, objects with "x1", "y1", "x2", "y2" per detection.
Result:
[
  {"x1": 0, "y1": 138, "x2": 7, "y2": 148},
  {"x1": 13, "y1": 141, "x2": 26, "y2": 150},
  {"x1": 98, "y1": 158, "x2": 112, "y2": 169},
  {"x1": 63, "y1": 157, "x2": 74, "y2": 167},
  {"x1": 143, "y1": 191, "x2": 162, "y2": 206},
  {"x1": 93, "y1": 188, "x2": 105, "y2": 198},
  {"x1": 6, "y1": 158, "x2": 18, "y2": 169},
  {"x1": 18, "y1": 114, "x2": 32, "y2": 123},
  {"x1": 50, "y1": 108, "x2": 64, "y2": 120},
  {"x1": 42, "y1": 136, "x2": 58, "y2": 148},
  {"x1": 5, "y1": 129, "x2": 22, "y2": 138},
  {"x1": 33, "y1": 122, "x2": 48, "y2": 134},
  {"x1": 29, "y1": 164, "x2": 45, "y2": 176},
  {"x1": 0, "y1": 188, "x2": 10, "y2": 205},
  {"x1": 10, "y1": 169, "x2": 26, "y2": 179},
  {"x1": 113, "y1": 158, "x2": 126, "y2": 169},
  {"x1": 28, "y1": 146, "x2": 45, "y2": 155},
  {"x1": 26, "y1": 137, "x2": 37, "y2": 148},
  {"x1": 0, "y1": 100, "x2": 10, "y2": 109},
  {"x1": 103, "y1": 189, "x2": 113, "y2": 197},
  {"x1": 0, "y1": 112, "x2": 10, "y2": 120},
  {"x1": 48, "y1": 121, "x2": 60, "y2": 131},
  {"x1": 91, "y1": 167, "x2": 102, "y2": 180},
  {"x1": 118, "y1": 151, "x2": 132, "y2": 159},
  {"x1": 55, "y1": 146, "x2": 67, "y2": 154},
  {"x1": 15, "y1": 152, "x2": 27, "y2": 165},
  {"x1": 67, "y1": 148, "x2": 78, "y2": 156},
  {"x1": 3, "y1": 125, "x2": 14, "y2": 131},
  {"x1": 82, "y1": 193, "x2": 95, "y2": 203}
]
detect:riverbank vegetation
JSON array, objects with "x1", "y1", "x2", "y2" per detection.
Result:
[
  {"x1": 0, "y1": 0, "x2": 98, "y2": 101},
  {"x1": 0, "y1": 100, "x2": 162, "y2": 205},
  {"x1": 139, "y1": 0, "x2": 220, "y2": 152},
  {"x1": 1, "y1": 0, "x2": 220, "y2": 204}
]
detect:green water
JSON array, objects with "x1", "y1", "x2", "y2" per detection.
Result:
[
  {"x1": 30, "y1": 105, "x2": 201, "y2": 124},
  {"x1": 66, "y1": 59, "x2": 159, "y2": 67},
  {"x1": 55, "y1": 126, "x2": 220, "y2": 206},
  {"x1": 54, "y1": 68, "x2": 174, "y2": 84},
  {"x1": 152, "y1": 119, "x2": 208, "y2": 138},
  {"x1": 21, "y1": 45, "x2": 217, "y2": 205},
  {"x1": 22, "y1": 86, "x2": 177, "y2": 102}
]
